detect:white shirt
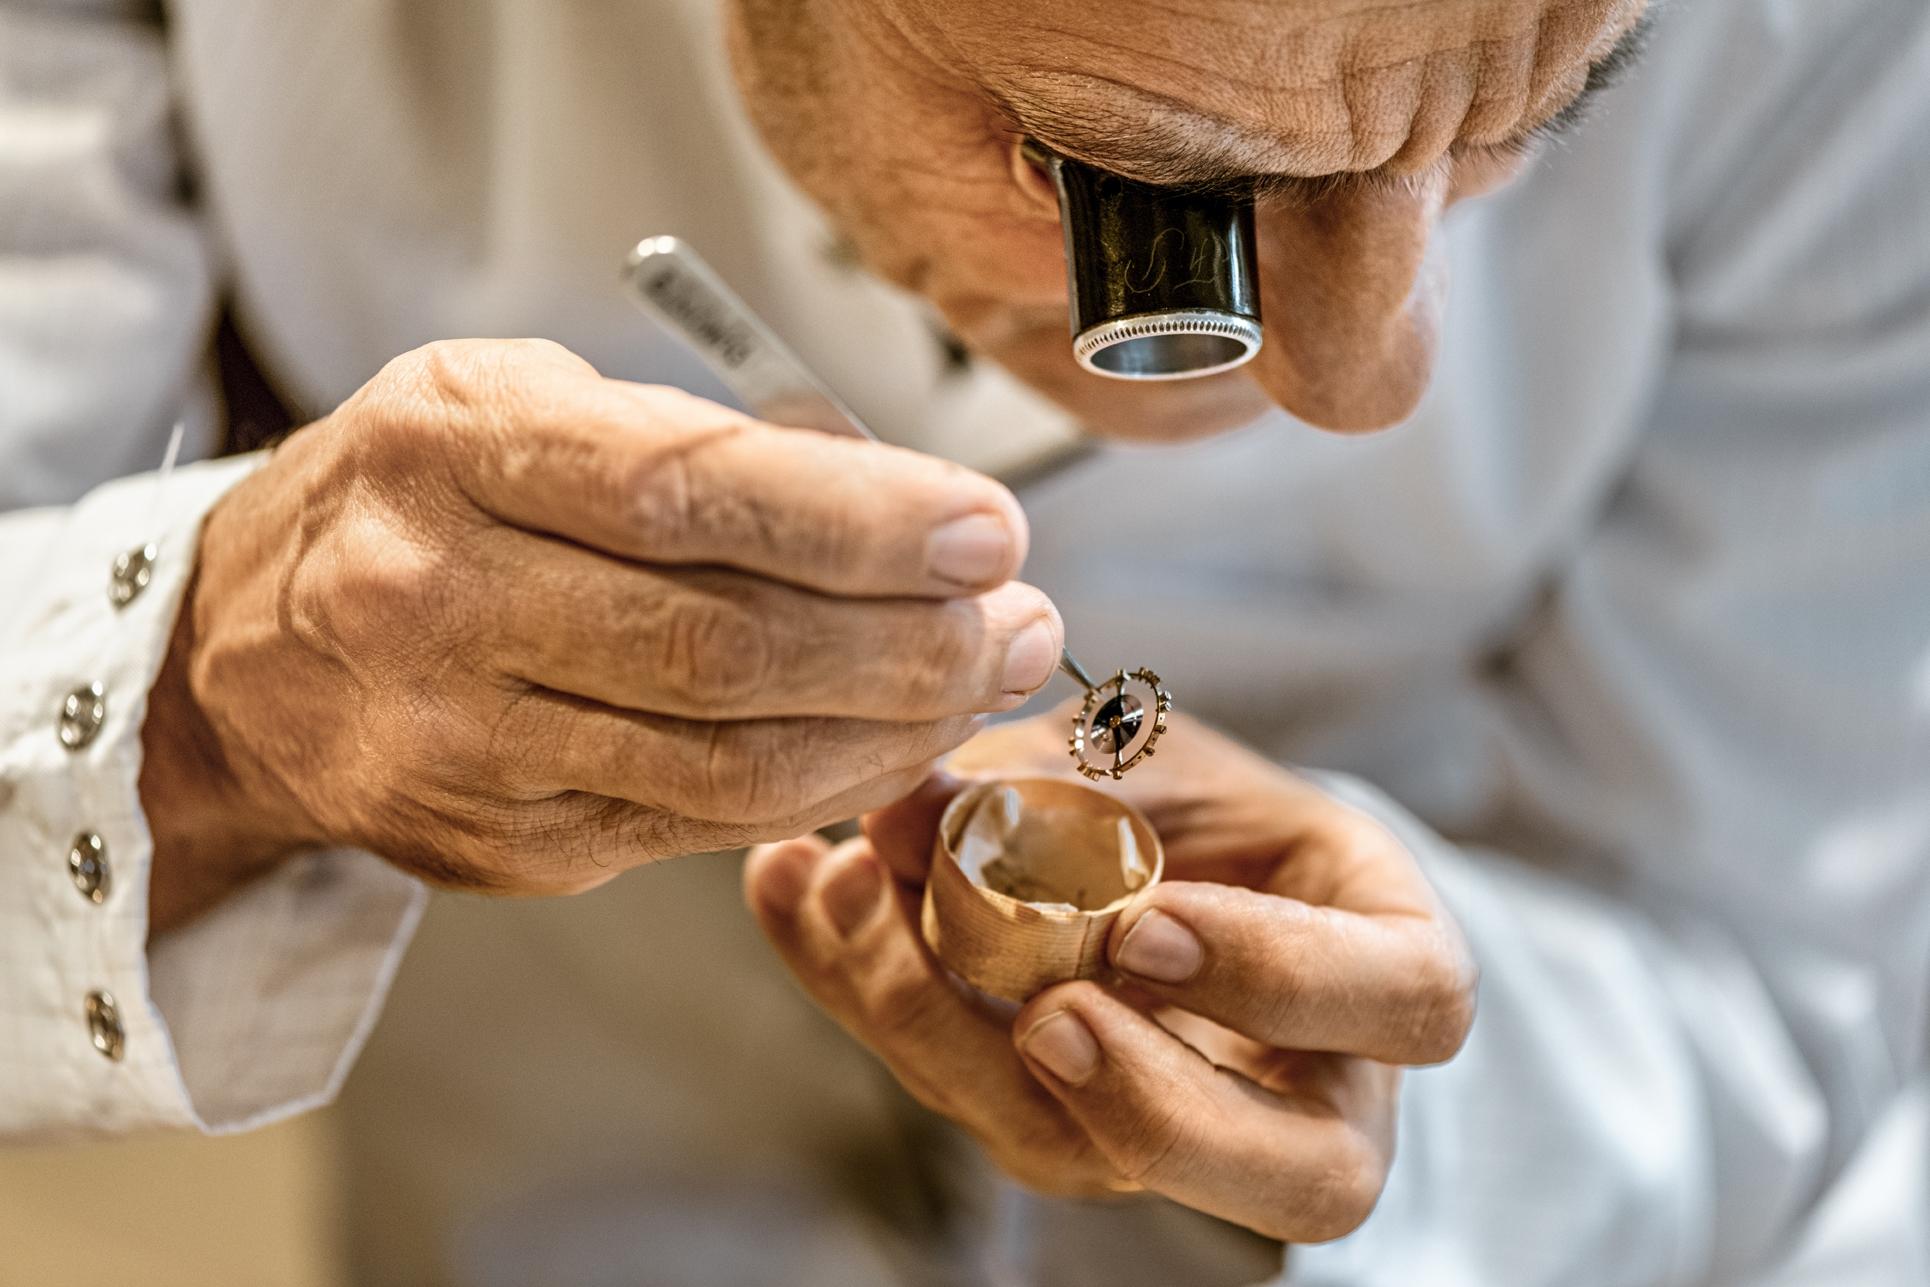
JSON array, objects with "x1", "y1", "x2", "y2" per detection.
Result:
[{"x1": 2, "y1": 0, "x2": 1926, "y2": 1283}]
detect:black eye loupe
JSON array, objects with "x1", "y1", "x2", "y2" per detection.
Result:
[{"x1": 1027, "y1": 141, "x2": 1262, "y2": 381}]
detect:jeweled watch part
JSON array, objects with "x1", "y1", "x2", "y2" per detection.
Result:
[
  {"x1": 1027, "y1": 141, "x2": 1263, "y2": 381},
  {"x1": 1070, "y1": 668, "x2": 1172, "y2": 780}
]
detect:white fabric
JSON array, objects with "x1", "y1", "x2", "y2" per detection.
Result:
[
  {"x1": 1010, "y1": 3, "x2": 1930, "y2": 1280},
  {"x1": 0, "y1": 0, "x2": 1066, "y2": 1142},
  {"x1": 0, "y1": 454, "x2": 425, "y2": 1138},
  {"x1": 0, "y1": 0, "x2": 1926, "y2": 1282}
]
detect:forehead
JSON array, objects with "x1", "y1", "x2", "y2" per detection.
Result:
[{"x1": 885, "y1": 0, "x2": 1644, "y2": 179}]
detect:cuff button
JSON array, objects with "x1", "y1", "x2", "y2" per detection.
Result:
[
  {"x1": 57, "y1": 683, "x2": 107, "y2": 750},
  {"x1": 109, "y1": 543, "x2": 157, "y2": 609},
  {"x1": 84, "y1": 991, "x2": 125, "y2": 1062},
  {"x1": 69, "y1": 833, "x2": 110, "y2": 904}
]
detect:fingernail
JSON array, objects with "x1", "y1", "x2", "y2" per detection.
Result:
[
  {"x1": 818, "y1": 855, "x2": 885, "y2": 938},
  {"x1": 1115, "y1": 909, "x2": 1203, "y2": 983},
  {"x1": 927, "y1": 513, "x2": 1013, "y2": 586},
  {"x1": 1019, "y1": 1010, "x2": 1101, "y2": 1086},
  {"x1": 1000, "y1": 618, "x2": 1057, "y2": 697}
]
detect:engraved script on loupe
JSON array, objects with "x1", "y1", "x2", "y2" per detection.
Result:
[{"x1": 1125, "y1": 228, "x2": 1228, "y2": 297}]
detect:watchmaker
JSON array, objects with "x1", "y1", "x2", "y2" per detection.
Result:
[{"x1": 2, "y1": 2, "x2": 1925, "y2": 1285}]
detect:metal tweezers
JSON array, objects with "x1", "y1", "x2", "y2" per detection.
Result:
[{"x1": 622, "y1": 235, "x2": 1101, "y2": 691}]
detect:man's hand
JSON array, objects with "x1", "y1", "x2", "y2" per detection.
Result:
[
  {"x1": 743, "y1": 712, "x2": 1475, "y2": 1243},
  {"x1": 141, "y1": 338, "x2": 1063, "y2": 930}
]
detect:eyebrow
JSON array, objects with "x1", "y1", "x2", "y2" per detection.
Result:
[{"x1": 1002, "y1": 15, "x2": 1653, "y2": 203}]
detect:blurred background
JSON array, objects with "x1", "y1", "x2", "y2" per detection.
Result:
[
  {"x1": 9, "y1": 1, "x2": 1926, "y2": 1283},
  {"x1": 0, "y1": 850, "x2": 1279, "y2": 1287}
]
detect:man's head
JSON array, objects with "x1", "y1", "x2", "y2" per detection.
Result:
[{"x1": 727, "y1": 0, "x2": 1649, "y2": 436}]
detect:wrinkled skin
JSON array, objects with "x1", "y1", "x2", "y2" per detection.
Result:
[
  {"x1": 746, "y1": 710, "x2": 1477, "y2": 1242},
  {"x1": 143, "y1": 5, "x2": 1631, "y2": 1237},
  {"x1": 724, "y1": 0, "x2": 1645, "y2": 1242},
  {"x1": 143, "y1": 340, "x2": 1065, "y2": 930},
  {"x1": 728, "y1": 0, "x2": 1648, "y2": 433}
]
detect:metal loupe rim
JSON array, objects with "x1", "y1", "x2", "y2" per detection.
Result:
[{"x1": 1072, "y1": 309, "x2": 1264, "y2": 381}]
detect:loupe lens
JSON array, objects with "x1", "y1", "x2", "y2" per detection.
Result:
[{"x1": 1035, "y1": 146, "x2": 1263, "y2": 381}]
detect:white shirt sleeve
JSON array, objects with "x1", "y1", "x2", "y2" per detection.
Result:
[
  {"x1": 1283, "y1": 775, "x2": 1824, "y2": 1287},
  {"x1": 0, "y1": 0, "x2": 223, "y2": 511},
  {"x1": 1287, "y1": 3, "x2": 1930, "y2": 1283},
  {"x1": 0, "y1": 456, "x2": 425, "y2": 1141}
]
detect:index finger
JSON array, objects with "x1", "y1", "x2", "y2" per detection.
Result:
[
  {"x1": 1109, "y1": 881, "x2": 1478, "y2": 1065},
  {"x1": 453, "y1": 356, "x2": 1029, "y2": 597}
]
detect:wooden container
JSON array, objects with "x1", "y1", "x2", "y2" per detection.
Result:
[{"x1": 921, "y1": 777, "x2": 1164, "y2": 1002}]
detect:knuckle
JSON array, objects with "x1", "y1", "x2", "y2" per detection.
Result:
[
  {"x1": 295, "y1": 517, "x2": 471, "y2": 657},
  {"x1": 1327, "y1": 810, "x2": 1397, "y2": 863},
  {"x1": 1108, "y1": 1096, "x2": 1193, "y2": 1187},
  {"x1": 418, "y1": 337, "x2": 566, "y2": 407},
  {"x1": 652, "y1": 592, "x2": 775, "y2": 712},
  {"x1": 408, "y1": 339, "x2": 495, "y2": 412},
  {"x1": 859, "y1": 967, "x2": 948, "y2": 1047},
  {"x1": 623, "y1": 415, "x2": 748, "y2": 555},
  {"x1": 374, "y1": 339, "x2": 586, "y2": 465},
  {"x1": 283, "y1": 558, "x2": 336, "y2": 657},
  {"x1": 900, "y1": 606, "x2": 977, "y2": 704},
  {"x1": 331, "y1": 355, "x2": 467, "y2": 494},
  {"x1": 1293, "y1": 1140, "x2": 1388, "y2": 1243},
  {"x1": 1402, "y1": 934, "x2": 1479, "y2": 1063},
  {"x1": 499, "y1": 335, "x2": 580, "y2": 368},
  {"x1": 625, "y1": 439, "x2": 701, "y2": 552},
  {"x1": 693, "y1": 723, "x2": 810, "y2": 824},
  {"x1": 481, "y1": 689, "x2": 572, "y2": 786},
  {"x1": 362, "y1": 338, "x2": 574, "y2": 423},
  {"x1": 614, "y1": 405, "x2": 880, "y2": 585},
  {"x1": 339, "y1": 348, "x2": 516, "y2": 521},
  {"x1": 695, "y1": 724, "x2": 755, "y2": 818},
  {"x1": 352, "y1": 542, "x2": 449, "y2": 624}
]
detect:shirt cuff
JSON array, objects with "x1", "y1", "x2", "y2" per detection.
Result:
[{"x1": 0, "y1": 453, "x2": 426, "y2": 1138}]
